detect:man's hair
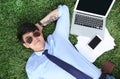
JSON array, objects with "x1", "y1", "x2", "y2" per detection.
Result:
[{"x1": 17, "y1": 22, "x2": 39, "y2": 43}]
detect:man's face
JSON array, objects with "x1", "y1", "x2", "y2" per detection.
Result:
[{"x1": 22, "y1": 30, "x2": 45, "y2": 52}]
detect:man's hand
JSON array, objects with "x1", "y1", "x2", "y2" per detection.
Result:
[
  {"x1": 101, "y1": 60, "x2": 115, "y2": 74},
  {"x1": 35, "y1": 23, "x2": 43, "y2": 32}
]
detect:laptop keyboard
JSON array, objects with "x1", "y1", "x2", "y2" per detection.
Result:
[{"x1": 74, "y1": 14, "x2": 103, "y2": 30}]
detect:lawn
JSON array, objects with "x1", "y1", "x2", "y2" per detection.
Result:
[{"x1": 0, "y1": 0, "x2": 120, "y2": 79}]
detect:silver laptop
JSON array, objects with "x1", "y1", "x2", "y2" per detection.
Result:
[{"x1": 70, "y1": 0, "x2": 115, "y2": 39}]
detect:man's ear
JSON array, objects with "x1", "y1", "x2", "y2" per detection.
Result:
[{"x1": 23, "y1": 43, "x2": 30, "y2": 48}]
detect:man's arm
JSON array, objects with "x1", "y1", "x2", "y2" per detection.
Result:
[{"x1": 35, "y1": 9, "x2": 59, "y2": 31}]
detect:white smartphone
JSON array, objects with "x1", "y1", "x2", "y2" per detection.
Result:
[{"x1": 87, "y1": 35, "x2": 102, "y2": 50}]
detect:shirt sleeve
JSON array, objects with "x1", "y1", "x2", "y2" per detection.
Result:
[{"x1": 52, "y1": 5, "x2": 70, "y2": 40}]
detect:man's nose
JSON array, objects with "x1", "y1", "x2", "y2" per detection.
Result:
[{"x1": 33, "y1": 36, "x2": 39, "y2": 42}]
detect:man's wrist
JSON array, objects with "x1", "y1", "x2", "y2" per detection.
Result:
[{"x1": 37, "y1": 21, "x2": 44, "y2": 28}]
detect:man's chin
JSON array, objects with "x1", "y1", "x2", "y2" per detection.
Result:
[
  {"x1": 34, "y1": 43, "x2": 45, "y2": 52},
  {"x1": 35, "y1": 47, "x2": 45, "y2": 52}
]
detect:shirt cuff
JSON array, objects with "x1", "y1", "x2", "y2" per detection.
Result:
[{"x1": 58, "y1": 5, "x2": 68, "y2": 17}]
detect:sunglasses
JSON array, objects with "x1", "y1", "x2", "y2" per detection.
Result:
[{"x1": 25, "y1": 31, "x2": 41, "y2": 44}]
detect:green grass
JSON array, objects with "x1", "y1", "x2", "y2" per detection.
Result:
[{"x1": 0, "y1": 0, "x2": 120, "y2": 79}]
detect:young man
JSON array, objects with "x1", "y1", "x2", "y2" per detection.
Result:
[{"x1": 17, "y1": 5, "x2": 114, "y2": 79}]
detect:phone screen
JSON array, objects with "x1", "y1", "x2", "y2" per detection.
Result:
[{"x1": 88, "y1": 36, "x2": 102, "y2": 49}]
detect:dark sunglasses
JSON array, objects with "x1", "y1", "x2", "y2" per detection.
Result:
[{"x1": 25, "y1": 31, "x2": 41, "y2": 44}]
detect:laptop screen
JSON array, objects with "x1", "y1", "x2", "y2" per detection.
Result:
[{"x1": 76, "y1": 0, "x2": 113, "y2": 16}]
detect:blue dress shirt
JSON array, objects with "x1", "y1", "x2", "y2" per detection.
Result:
[{"x1": 26, "y1": 5, "x2": 101, "y2": 79}]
